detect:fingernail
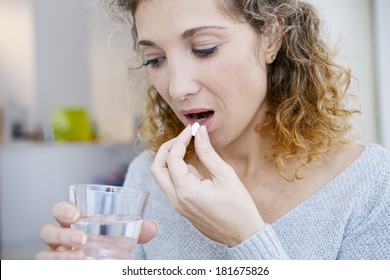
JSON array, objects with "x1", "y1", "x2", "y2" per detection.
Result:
[
  {"x1": 151, "y1": 220, "x2": 159, "y2": 231},
  {"x1": 70, "y1": 211, "x2": 80, "y2": 222},
  {"x1": 59, "y1": 203, "x2": 80, "y2": 223},
  {"x1": 72, "y1": 232, "x2": 87, "y2": 245},
  {"x1": 81, "y1": 233, "x2": 87, "y2": 245}
]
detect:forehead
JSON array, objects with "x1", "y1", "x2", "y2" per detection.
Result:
[{"x1": 134, "y1": 0, "x2": 233, "y2": 39}]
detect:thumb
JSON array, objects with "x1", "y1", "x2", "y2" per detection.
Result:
[
  {"x1": 138, "y1": 220, "x2": 158, "y2": 244},
  {"x1": 194, "y1": 126, "x2": 232, "y2": 177}
]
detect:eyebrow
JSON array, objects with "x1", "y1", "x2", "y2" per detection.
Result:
[
  {"x1": 181, "y1": 26, "x2": 226, "y2": 40},
  {"x1": 138, "y1": 26, "x2": 226, "y2": 48}
]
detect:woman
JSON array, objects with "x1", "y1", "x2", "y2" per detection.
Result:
[{"x1": 37, "y1": 0, "x2": 390, "y2": 259}]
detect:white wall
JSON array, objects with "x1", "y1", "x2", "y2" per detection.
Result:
[
  {"x1": 373, "y1": 0, "x2": 390, "y2": 149},
  {"x1": 87, "y1": 6, "x2": 146, "y2": 142},
  {"x1": 0, "y1": 0, "x2": 38, "y2": 137},
  {"x1": 33, "y1": 0, "x2": 91, "y2": 133},
  {"x1": 308, "y1": 0, "x2": 378, "y2": 145}
]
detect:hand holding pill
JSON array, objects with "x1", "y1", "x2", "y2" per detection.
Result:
[{"x1": 151, "y1": 124, "x2": 266, "y2": 246}]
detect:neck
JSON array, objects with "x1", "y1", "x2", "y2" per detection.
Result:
[
  {"x1": 190, "y1": 103, "x2": 278, "y2": 183},
  {"x1": 219, "y1": 130, "x2": 273, "y2": 176},
  {"x1": 217, "y1": 105, "x2": 274, "y2": 179}
]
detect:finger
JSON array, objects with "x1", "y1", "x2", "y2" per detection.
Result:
[
  {"x1": 194, "y1": 126, "x2": 233, "y2": 177},
  {"x1": 52, "y1": 202, "x2": 80, "y2": 227},
  {"x1": 138, "y1": 220, "x2": 158, "y2": 244},
  {"x1": 151, "y1": 137, "x2": 178, "y2": 198},
  {"x1": 36, "y1": 249, "x2": 85, "y2": 260},
  {"x1": 40, "y1": 224, "x2": 87, "y2": 249},
  {"x1": 166, "y1": 125, "x2": 200, "y2": 187}
]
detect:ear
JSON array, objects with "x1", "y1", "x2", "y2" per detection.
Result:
[{"x1": 264, "y1": 18, "x2": 284, "y2": 64}]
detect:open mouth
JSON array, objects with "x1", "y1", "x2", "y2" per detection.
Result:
[{"x1": 185, "y1": 110, "x2": 214, "y2": 124}]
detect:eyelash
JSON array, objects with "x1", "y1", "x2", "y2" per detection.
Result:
[
  {"x1": 143, "y1": 46, "x2": 218, "y2": 69},
  {"x1": 192, "y1": 46, "x2": 218, "y2": 57},
  {"x1": 143, "y1": 57, "x2": 165, "y2": 68}
]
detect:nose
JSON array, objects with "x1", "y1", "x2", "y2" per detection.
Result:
[{"x1": 168, "y1": 62, "x2": 200, "y2": 101}]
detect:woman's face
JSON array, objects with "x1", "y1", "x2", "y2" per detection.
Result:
[{"x1": 135, "y1": 0, "x2": 273, "y2": 149}]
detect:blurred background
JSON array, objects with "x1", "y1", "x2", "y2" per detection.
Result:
[{"x1": 0, "y1": 0, "x2": 389, "y2": 259}]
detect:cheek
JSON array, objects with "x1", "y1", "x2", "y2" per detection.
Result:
[
  {"x1": 149, "y1": 71, "x2": 171, "y2": 101},
  {"x1": 212, "y1": 53, "x2": 268, "y2": 106},
  {"x1": 149, "y1": 71, "x2": 163, "y2": 92}
]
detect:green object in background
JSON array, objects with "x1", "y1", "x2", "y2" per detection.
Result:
[{"x1": 51, "y1": 108, "x2": 92, "y2": 142}]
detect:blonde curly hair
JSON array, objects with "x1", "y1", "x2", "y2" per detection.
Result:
[{"x1": 103, "y1": 0, "x2": 360, "y2": 181}]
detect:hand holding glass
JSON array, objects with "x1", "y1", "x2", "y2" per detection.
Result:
[{"x1": 69, "y1": 184, "x2": 149, "y2": 260}]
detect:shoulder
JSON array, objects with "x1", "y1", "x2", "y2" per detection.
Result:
[
  {"x1": 362, "y1": 143, "x2": 390, "y2": 161},
  {"x1": 325, "y1": 144, "x2": 390, "y2": 219},
  {"x1": 327, "y1": 143, "x2": 390, "y2": 197},
  {"x1": 338, "y1": 144, "x2": 390, "y2": 252},
  {"x1": 348, "y1": 144, "x2": 390, "y2": 193},
  {"x1": 355, "y1": 144, "x2": 390, "y2": 182},
  {"x1": 128, "y1": 150, "x2": 154, "y2": 171},
  {"x1": 344, "y1": 144, "x2": 390, "y2": 220},
  {"x1": 362, "y1": 144, "x2": 390, "y2": 201}
]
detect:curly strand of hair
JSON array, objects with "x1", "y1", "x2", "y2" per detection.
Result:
[{"x1": 257, "y1": 1, "x2": 359, "y2": 180}]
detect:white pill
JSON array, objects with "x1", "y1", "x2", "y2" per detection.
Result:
[{"x1": 191, "y1": 122, "x2": 200, "y2": 136}]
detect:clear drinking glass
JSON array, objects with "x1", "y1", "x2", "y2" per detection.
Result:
[{"x1": 69, "y1": 184, "x2": 149, "y2": 260}]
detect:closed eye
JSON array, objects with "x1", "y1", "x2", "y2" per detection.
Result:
[
  {"x1": 143, "y1": 46, "x2": 218, "y2": 68},
  {"x1": 192, "y1": 46, "x2": 218, "y2": 58},
  {"x1": 143, "y1": 57, "x2": 166, "y2": 68}
]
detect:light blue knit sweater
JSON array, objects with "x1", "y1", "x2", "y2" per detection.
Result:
[{"x1": 124, "y1": 144, "x2": 390, "y2": 259}]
